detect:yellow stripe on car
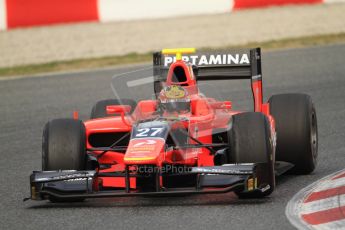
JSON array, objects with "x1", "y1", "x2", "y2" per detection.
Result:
[{"x1": 162, "y1": 48, "x2": 196, "y2": 61}]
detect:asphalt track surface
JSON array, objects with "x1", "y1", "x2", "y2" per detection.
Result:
[{"x1": 0, "y1": 44, "x2": 344, "y2": 230}]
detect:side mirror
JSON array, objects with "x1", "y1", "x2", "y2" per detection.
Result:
[
  {"x1": 106, "y1": 105, "x2": 131, "y2": 115},
  {"x1": 223, "y1": 101, "x2": 232, "y2": 109}
]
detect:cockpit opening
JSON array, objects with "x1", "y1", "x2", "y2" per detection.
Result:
[{"x1": 172, "y1": 66, "x2": 188, "y2": 85}]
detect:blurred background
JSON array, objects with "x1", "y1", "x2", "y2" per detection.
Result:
[
  {"x1": 1, "y1": 2, "x2": 345, "y2": 230},
  {"x1": 0, "y1": 0, "x2": 344, "y2": 75}
]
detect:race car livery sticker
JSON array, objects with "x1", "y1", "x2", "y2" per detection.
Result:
[
  {"x1": 133, "y1": 127, "x2": 165, "y2": 138},
  {"x1": 131, "y1": 121, "x2": 169, "y2": 139},
  {"x1": 34, "y1": 172, "x2": 95, "y2": 182},
  {"x1": 247, "y1": 177, "x2": 257, "y2": 191},
  {"x1": 128, "y1": 140, "x2": 157, "y2": 152},
  {"x1": 191, "y1": 167, "x2": 252, "y2": 175},
  {"x1": 163, "y1": 85, "x2": 187, "y2": 99},
  {"x1": 164, "y1": 54, "x2": 250, "y2": 67},
  {"x1": 124, "y1": 138, "x2": 166, "y2": 164}
]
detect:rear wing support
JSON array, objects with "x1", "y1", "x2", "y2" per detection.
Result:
[{"x1": 153, "y1": 48, "x2": 263, "y2": 112}]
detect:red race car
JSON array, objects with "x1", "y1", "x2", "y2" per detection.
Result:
[{"x1": 27, "y1": 48, "x2": 318, "y2": 202}]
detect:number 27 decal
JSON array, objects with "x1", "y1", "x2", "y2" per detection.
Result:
[{"x1": 136, "y1": 127, "x2": 164, "y2": 137}]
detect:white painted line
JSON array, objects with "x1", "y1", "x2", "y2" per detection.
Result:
[
  {"x1": 98, "y1": 0, "x2": 231, "y2": 23},
  {"x1": 286, "y1": 169, "x2": 345, "y2": 230},
  {"x1": 340, "y1": 192, "x2": 345, "y2": 215},
  {"x1": 0, "y1": 0, "x2": 7, "y2": 30},
  {"x1": 313, "y1": 177, "x2": 345, "y2": 192},
  {"x1": 300, "y1": 195, "x2": 344, "y2": 215}
]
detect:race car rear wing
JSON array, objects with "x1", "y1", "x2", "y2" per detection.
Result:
[
  {"x1": 153, "y1": 48, "x2": 262, "y2": 82},
  {"x1": 153, "y1": 48, "x2": 264, "y2": 111}
]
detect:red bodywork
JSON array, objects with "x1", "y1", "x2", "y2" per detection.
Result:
[{"x1": 84, "y1": 60, "x2": 276, "y2": 189}]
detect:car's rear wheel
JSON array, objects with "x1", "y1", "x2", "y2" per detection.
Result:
[
  {"x1": 42, "y1": 118, "x2": 86, "y2": 202},
  {"x1": 90, "y1": 98, "x2": 137, "y2": 119},
  {"x1": 228, "y1": 112, "x2": 275, "y2": 198},
  {"x1": 269, "y1": 93, "x2": 318, "y2": 174}
]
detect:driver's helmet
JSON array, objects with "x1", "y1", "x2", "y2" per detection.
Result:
[{"x1": 159, "y1": 85, "x2": 191, "y2": 113}]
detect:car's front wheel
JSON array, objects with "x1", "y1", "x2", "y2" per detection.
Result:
[
  {"x1": 42, "y1": 118, "x2": 86, "y2": 202},
  {"x1": 227, "y1": 112, "x2": 275, "y2": 198}
]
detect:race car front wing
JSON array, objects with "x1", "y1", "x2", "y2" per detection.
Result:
[{"x1": 26, "y1": 163, "x2": 271, "y2": 201}]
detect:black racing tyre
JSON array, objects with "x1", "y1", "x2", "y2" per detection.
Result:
[
  {"x1": 42, "y1": 119, "x2": 86, "y2": 170},
  {"x1": 42, "y1": 118, "x2": 86, "y2": 202},
  {"x1": 269, "y1": 93, "x2": 318, "y2": 175},
  {"x1": 228, "y1": 112, "x2": 275, "y2": 198},
  {"x1": 90, "y1": 99, "x2": 137, "y2": 119}
]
